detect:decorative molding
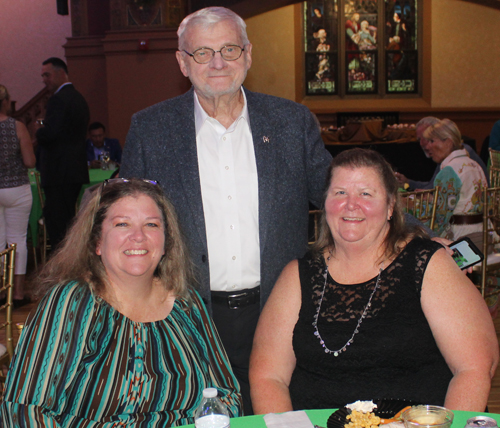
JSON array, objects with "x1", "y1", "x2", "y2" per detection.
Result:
[
  {"x1": 110, "y1": 0, "x2": 185, "y2": 30},
  {"x1": 459, "y1": 0, "x2": 500, "y2": 9},
  {"x1": 71, "y1": 0, "x2": 89, "y2": 37},
  {"x1": 11, "y1": 88, "x2": 51, "y2": 139}
]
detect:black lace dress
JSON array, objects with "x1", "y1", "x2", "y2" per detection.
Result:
[{"x1": 289, "y1": 238, "x2": 453, "y2": 410}]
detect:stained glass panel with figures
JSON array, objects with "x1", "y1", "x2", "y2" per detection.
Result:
[
  {"x1": 347, "y1": 51, "x2": 377, "y2": 94},
  {"x1": 385, "y1": 0, "x2": 418, "y2": 93},
  {"x1": 304, "y1": 1, "x2": 338, "y2": 95},
  {"x1": 303, "y1": 0, "x2": 420, "y2": 97},
  {"x1": 345, "y1": 1, "x2": 378, "y2": 94}
]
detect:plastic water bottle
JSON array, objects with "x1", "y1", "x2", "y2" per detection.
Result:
[{"x1": 194, "y1": 387, "x2": 230, "y2": 428}]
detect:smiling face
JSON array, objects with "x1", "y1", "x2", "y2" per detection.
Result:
[
  {"x1": 96, "y1": 194, "x2": 166, "y2": 285},
  {"x1": 426, "y1": 137, "x2": 454, "y2": 164},
  {"x1": 325, "y1": 166, "x2": 394, "y2": 250},
  {"x1": 176, "y1": 19, "x2": 252, "y2": 100}
]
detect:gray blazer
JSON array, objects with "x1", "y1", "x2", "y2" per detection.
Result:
[{"x1": 120, "y1": 87, "x2": 332, "y2": 309}]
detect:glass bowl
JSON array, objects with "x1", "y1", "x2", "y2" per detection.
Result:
[{"x1": 402, "y1": 405, "x2": 454, "y2": 428}]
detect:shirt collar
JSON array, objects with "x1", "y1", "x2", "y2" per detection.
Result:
[
  {"x1": 55, "y1": 82, "x2": 72, "y2": 94},
  {"x1": 441, "y1": 148, "x2": 469, "y2": 168},
  {"x1": 91, "y1": 140, "x2": 106, "y2": 150},
  {"x1": 194, "y1": 88, "x2": 249, "y2": 136}
]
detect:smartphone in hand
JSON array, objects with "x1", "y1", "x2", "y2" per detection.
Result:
[{"x1": 450, "y1": 237, "x2": 484, "y2": 270}]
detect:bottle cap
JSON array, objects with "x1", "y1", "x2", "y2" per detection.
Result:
[{"x1": 202, "y1": 388, "x2": 218, "y2": 398}]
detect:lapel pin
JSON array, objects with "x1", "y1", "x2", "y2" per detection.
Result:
[{"x1": 263, "y1": 136, "x2": 270, "y2": 143}]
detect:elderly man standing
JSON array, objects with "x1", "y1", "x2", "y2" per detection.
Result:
[
  {"x1": 35, "y1": 57, "x2": 89, "y2": 250},
  {"x1": 120, "y1": 6, "x2": 332, "y2": 413}
]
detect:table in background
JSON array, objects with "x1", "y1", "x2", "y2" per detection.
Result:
[
  {"x1": 321, "y1": 128, "x2": 436, "y2": 182},
  {"x1": 183, "y1": 408, "x2": 500, "y2": 428},
  {"x1": 28, "y1": 168, "x2": 115, "y2": 246},
  {"x1": 321, "y1": 124, "x2": 476, "y2": 183}
]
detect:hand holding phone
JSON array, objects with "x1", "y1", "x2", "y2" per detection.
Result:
[{"x1": 450, "y1": 237, "x2": 484, "y2": 270}]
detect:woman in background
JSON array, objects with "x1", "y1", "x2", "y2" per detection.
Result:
[
  {"x1": 424, "y1": 119, "x2": 487, "y2": 240},
  {"x1": 0, "y1": 84, "x2": 36, "y2": 306}
]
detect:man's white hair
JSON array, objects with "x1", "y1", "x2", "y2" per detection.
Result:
[
  {"x1": 177, "y1": 7, "x2": 249, "y2": 51},
  {"x1": 416, "y1": 116, "x2": 440, "y2": 129}
]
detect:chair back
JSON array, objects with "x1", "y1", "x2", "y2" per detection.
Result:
[
  {"x1": 481, "y1": 186, "x2": 500, "y2": 297},
  {"x1": 30, "y1": 170, "x2": 49, "y2": 264},
  {"x1": 308, "y1": 210, "x2": 322, "y2": 244},
  {"x1": 31, "y1": 170, "x2": 44, "y2": 210},
  {"x1": 401, "y1": 186, "x2": 440, "y2": 231},
  {"x1": 489, "y1": 148, "x2": 500, "y2": 187},
  {"x1": 0, "y1": 244, "x2": 16, "y2": 363}
]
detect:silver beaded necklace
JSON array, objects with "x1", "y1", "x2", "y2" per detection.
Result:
[{"x1": 312, "y1": 253, "x2": 383, "y2": 357}]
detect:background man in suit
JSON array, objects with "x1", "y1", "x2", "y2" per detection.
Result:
[
  {"x1": 35, "y1": 57, "x2": 89, "y2": 250},
  {"x1": 120, "y1": 7, "x2": 332, "y2": 413},
  {"x1": 86, "y1": 121, "x2": 122, "y2": 168}
]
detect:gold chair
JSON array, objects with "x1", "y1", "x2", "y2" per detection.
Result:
[
  {"x1": 480, "y1": 186, "x2": 500, "y2": 298},
  {"x1": 489, "y1": 148, "x2": 500, "y2": 187},
  {"x1": 31, "y1": 170, "x2": 49, "y2": 265},
  {"x1": 0, "y1": 243, "x2": 16, "y2": 387},
  {"x1": 401, "y1": 186, "x2": 440, "y2": 232},
  {"x1": 308, "y1": 210, "x2": 322, "y2": 244}
]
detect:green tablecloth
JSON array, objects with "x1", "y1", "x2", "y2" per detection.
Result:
[
  {"x1": 28, "y1": 168, "x2": 115, "y2": 246},
  {"x1": 182, "y1": 409, "x2": 500, "y2": 427}
]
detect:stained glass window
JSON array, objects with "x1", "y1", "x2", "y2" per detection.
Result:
[
  {"x1": 304, "y1": 1, "x2": 338, "y2": 95},
  {"x1": 304, "y1": 0, "x2": 420, "y2": 96},
  {"x1": 385, "y1": 0, "x2": 418, "y2": 93}
]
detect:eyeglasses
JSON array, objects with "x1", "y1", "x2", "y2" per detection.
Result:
[
  {"x1": 182, "y1": 45, "x2": 245, "y2": 64},
  {"x1": 93, "y1": 178, "x2": 159, "y2": 215},
  {"x1": 102, "y1": 178, "x2": 158, "y2": 187}
]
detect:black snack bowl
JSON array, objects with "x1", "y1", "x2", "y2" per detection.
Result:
[{"x1": 328, "y1": 399, "x2": 418, "y2": 428}]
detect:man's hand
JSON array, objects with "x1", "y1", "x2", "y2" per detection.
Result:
[
  {"x1": 395, "y1": 171, "x2": 409, "y2": 187},
  {"x1": 90, "y1": 160, "x2": 102, "y2": 169}
]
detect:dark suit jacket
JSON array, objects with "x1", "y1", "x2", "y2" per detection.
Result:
[
  {"x1": 86, "y1": 138, "x2": 122, "y2": 164},
  {"x1": 36, "y1": 84, "x2": 90, "y2": 188},
  {"x1": 120, "y1": 87, "x2": 332, "y2": 309}
]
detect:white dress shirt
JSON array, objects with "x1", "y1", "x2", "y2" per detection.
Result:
[
  {"x1": 55, "y1": 82, "x2": 72, "y2": 94},
  {"x1": 194, "y1": 90, "x2": 260, "y2": 292}
]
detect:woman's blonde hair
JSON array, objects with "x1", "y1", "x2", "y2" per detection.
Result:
[
  {"x1": 0, "y1": 85, "x2": 10, "y2": 102},
  {"x1": 423, "y1": 118, "x2": 463, "y2": 150},
  {"x1": 35, "y1": 179, "x2": 195, "y2": 300}
]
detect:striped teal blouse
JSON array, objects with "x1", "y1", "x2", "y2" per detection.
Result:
[{"x1": 0, "y1": 282, "x2": 242, "y2": 427}]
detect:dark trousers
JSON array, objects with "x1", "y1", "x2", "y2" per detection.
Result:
[
  {"x1": 43, "y1": 183, "x2": 82, "y2": 250},
  {"x1": 211, "y1": 294, "x2": 260, "y2": 416}
]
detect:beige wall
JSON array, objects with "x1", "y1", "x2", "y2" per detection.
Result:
[
  {"x1": 0, "y1": 0, "x2": 71, "y2": 107},
  {"x1": 431, "y1": 0, "x2": 500, "y2": 107},
  {"x1": 244, "y1": 1, "x2": 500, "y2": 109},
  {"x1": 245, "y1": 5, "x2": 296, "y2": 101}
]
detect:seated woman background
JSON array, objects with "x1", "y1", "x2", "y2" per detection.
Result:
[
  {"x1": 250, "y1": 148, "x2": 497, "y2": 413},
  {"x1": 1, "y1": 178, "x2": 242, "y2": 426},
  {"x1": 424, "y1": 119, "x2": 487, "y2": 240}
]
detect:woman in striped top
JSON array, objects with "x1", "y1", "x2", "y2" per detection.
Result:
[{"x1": 1, "y1": 178, "x2": 242, "y2": 427}]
